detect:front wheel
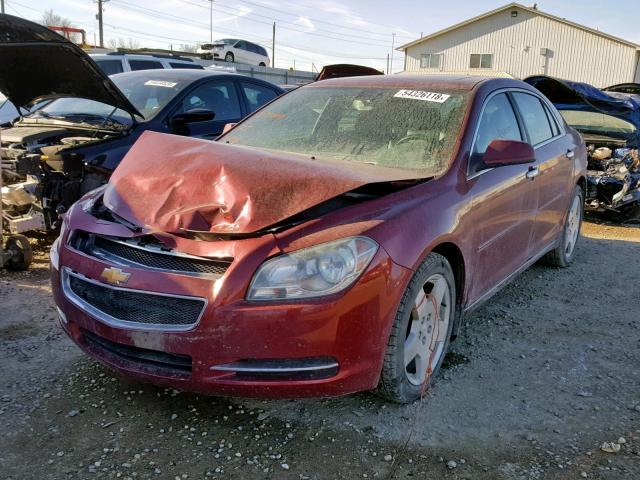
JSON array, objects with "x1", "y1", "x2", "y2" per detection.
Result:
[
  {"x1": 225, "y1": 52, "x2": 234, "y2": 63},
  {"x1": 377, "y1": 253, "x2": 456, "y2": 403},
  {"x1": 543, "y1": 185, "x2": 583, "y2": 267}
]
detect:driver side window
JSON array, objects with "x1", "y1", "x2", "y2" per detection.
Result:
[
  {"x1": 471, "y1": 93, "x2": 522, "y2": 173},
  {"x1": 178, "y1": 81, "x2": 241, "y2": 122}
]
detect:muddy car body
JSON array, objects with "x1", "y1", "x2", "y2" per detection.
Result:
[
  {"x1": 52, "y1": 75, "x2": 587, "y2": 402},
  {"x1": 0, "y1": 14, "x2": 283, "y2": 232},
  {"x1": 525, "y1": 75, "x2": 640, "y2": 220}
]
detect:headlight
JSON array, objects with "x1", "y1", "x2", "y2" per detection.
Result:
[{"x1": 247, "y1": 236, "x2": 378, "y2": 301}]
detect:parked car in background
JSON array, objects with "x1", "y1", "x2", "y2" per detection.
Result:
[
  {"x1": 526, "y1": 75, "x2": 640, "y2": 220},
  {"x1": 90, "y1": 53, "x2": 204, "y2": 75},
  {"x1": 52, "y1": 75, "x2": 586, "y2": 403},
  {"x1": 198, "y1": 39, "x2": 270, "y2": 66},
  {"x1": 0, "y1": 14, "x2": 284, "y2": 233}
]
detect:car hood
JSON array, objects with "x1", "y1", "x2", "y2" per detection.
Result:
[
  {"x1": 0, "y1": 14, "x2": 142, "y2": 117},
  {"x1": 103, "y1": 131, "x2": 430, "y2": 235},
  {"x1": 524, "y1": 75, "x2": 640, "y2": 142}
]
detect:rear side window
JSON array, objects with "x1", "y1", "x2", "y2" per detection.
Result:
[
  {"x1": 129, "y1": 60, "x2": 164, "y2": 71},
  {"x1": 474, "y1": 93, "x2": 522, "y2": 155},
  {"x1": 180, "y1": 80, "x2": 241, "y2": 121},
  {"x1": 512, "y1": 92, "x2": 554, "y2": 145},
  {"x1": 169, "y1": 62, "x2": 203, "y2": 69},
  {"x1": 95, "y1": 59, "x2": 124, "y2": 76},
  {"x1": 258, "y1": 46, "x2": 268, "y2": 57},
  {"x1": 240, "y1": 82, "x2": 278, "y2": 112}
]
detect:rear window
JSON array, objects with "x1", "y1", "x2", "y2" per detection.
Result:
[{"x1": 129, "y1": 60, "x2": 164, "y2": 71}]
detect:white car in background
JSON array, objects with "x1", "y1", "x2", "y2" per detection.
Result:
[{"x1": 198, "y1": 39, "x2": 270, "y2": 66}]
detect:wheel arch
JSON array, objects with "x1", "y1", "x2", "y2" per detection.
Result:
[{"x1": 577, "y1": 175, "x2": 586, "y2": 194}]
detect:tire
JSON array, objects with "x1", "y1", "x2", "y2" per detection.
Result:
[
  {"x1": 225, "y1": 52, "x2": 234, "y2": 63},
  {"x1": 377, "y1": 253, "x2": 456, "y2": 403},
  {"x1": 258, "y1": 62, "x2": 266, "y2": 67},
  {"x1": 543, "y1": 185, "x2": 583, "y2": 267},
  {"x1": 4, "y1": 234, "x2": 33, "y2": 270}
]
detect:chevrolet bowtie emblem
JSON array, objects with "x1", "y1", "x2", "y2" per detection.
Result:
[{"x1": 100, "y1": 267, "x2": 131, "y2": 286}]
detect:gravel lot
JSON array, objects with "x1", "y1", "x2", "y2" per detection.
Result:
[{"x1": 1, "y1": 221, "x2": 639, "y2": 479}]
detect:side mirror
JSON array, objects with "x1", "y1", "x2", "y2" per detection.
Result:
[
  {"x1": 171, "y1": 108, "x2": 215, "y2": 125},
  {"x1": 222, "y1": 122, "x2": 237, "y2": 134},
  {"x1": 483, "y1": 139, "x2": 535, "y2": 167}
]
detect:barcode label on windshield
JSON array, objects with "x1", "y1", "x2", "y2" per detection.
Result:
[
  {"x1": 144, "y1": 80, "x2": 178, "y2": 88},
  {"x1": 393, "y1": 90, "x2": 450, "y2": 103}
]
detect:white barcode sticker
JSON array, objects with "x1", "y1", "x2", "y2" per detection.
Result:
[
  {"x1": 144, "y1": 80, "x2": 178, "y2": 88},
  {"x1": 393, "y1": 89, "x2": 450, "y2": 103}
]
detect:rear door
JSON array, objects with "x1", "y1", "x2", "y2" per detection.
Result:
[
  {"x1": 511, "y1": 91, "x2": 574, "y2": 252},
  {"x1": 239, "y1": 81, "x2": 280, "y2": 113},
  {"x1": 233, "y1": 41, "x2": 248, "y2": 63},
  {"x1": 466, "y1": 91, "x2": 539, "y2": 302}
]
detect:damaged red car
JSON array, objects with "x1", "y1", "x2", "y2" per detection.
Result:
[{"x1": 51, "y1": 75, "x2": 587, "y2": 402}]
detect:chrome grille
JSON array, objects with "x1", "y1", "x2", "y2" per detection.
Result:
[
  {"x1": 63, "y1": 269, "x2": 205, "y2": 330},
  {"x1": 75, "y1": 232, "x2": 231, "y2": 278}
]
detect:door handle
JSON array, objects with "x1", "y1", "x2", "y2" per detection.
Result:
[
  {"x1": 566, "y1": 149, "x2": 575, "y2": 158},
  {"x1": 526, "y1": 166, "x2": 539, "y2": 180}
]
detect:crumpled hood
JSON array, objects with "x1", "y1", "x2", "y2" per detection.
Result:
[
  {"x1": 0, "y1": 14, "x2": 141, "y2": 117},
  {"x1": 104, "y1": 131, "x2": 427, "y2": 235}
]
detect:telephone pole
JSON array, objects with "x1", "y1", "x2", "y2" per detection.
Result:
[
  {"x1": 1, "y1": 1, "x2": 5, "y2": 14},
  {"x1": 209, "y1": 0, "x2": 213, "y2": 43},
  {"x1": 271, "y1": 22, "x2": 276, "y2": 68},
  {"x1": 390, "y1": 32, "x2": 396, "y2": 75},
  {"x1": 97, "y1": 0, "x2": 109, "y2": 48}
]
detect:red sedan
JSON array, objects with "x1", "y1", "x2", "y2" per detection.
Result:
[{"x1": 51, "y1": 75, "x2": 586, "y2": 403}]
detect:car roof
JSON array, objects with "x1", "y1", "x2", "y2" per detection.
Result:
[
  {"x1": 307, "y1": 74, "x2": 525, "y2": 91},
  {"x1": 90, "y1": 53, "x2": 195, "y2": 63},
  {"x1": 109, "y1": 68, "x2": 285, "y2": 89}
]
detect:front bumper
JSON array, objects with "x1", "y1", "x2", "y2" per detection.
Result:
[{"x1": 51, "y1": 231, "x2": 412, "y2": 398}]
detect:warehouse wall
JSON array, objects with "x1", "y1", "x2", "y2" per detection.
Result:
[{"x1": 404, "y1": 7, "x2": 638, "y2": 87}]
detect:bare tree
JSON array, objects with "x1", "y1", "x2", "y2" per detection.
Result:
[
  {"x1": 107, "y1": 38, "x2": 142, "y2": 50},
  {"x1": 179, "y1": 44, "x2": 198, "y2": 53},
  {"x1": 41, "y1": 9, "x2": 74, "y2": 28}
]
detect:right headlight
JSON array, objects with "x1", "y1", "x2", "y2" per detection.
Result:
[{"x1": 247, "y1": 236, "x2": 378, "y2": 301}]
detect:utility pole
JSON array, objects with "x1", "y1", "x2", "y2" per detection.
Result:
[
  {"x1": 209, "y1": 0, "x2": 213, "y2": 43},
  {"x1": 390, "y1": 32, "x2": 396, "y2": 75},
  {"x1": 271, "y1": 22, "x2": 276, "y2": 68},
  {"x1": 1, "y1": 1, "x2": 5, "y2": 14},
  {"x1": 97, "y1": 0, "x2": 109, "y2": 48},
  {"x1": 386, "y1": 54, "x2": 389, "y2": 74}
]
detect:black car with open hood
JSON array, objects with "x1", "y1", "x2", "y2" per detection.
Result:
[
  {"x1": 0, "y1": 14, "x2": 284, "y2": 234},
  {"x1": 525, "y1": 75, "x2": 640, "y2": 221}
]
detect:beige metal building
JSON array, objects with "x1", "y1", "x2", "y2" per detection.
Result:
[{"x1": 398, "y1": 2, "x2": 640, "y2": 87}]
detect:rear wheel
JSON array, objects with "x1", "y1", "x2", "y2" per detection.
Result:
[
  {"x1": 543, "y1": 185, "x2": 583, "y2": 267},
  {"x1": 4, "y1": 234, "x2": 32, "y2": 270},
  {"x1": 258, "y1": 62, "x2": 266, "y2": 67},
  {"x1": 378, "y1": 253, "x2": 456, "y2": 403},
  {"x1": 225, "y1": 52, "x2": 234, "y2": 62}
]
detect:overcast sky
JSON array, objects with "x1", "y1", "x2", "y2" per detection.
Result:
[{"x1": 7, "y1": 0, "x2": 640, "y2": 73}]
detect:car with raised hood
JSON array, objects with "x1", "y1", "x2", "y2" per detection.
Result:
[
  {"x1": 0, "y1": 14, "x2": 284, "y2": 232},
  {"x1": 525, "y1": 75, "x2": 640, "y2": 220},
  {"x1": 51, "y1": 74, "x2": 587, "y2": 403}
]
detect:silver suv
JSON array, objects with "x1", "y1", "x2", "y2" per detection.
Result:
[{"x1": 90, "y1": 53, "x2": 204, "y2": 75}]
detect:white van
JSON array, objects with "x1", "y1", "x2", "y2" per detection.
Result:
[{"x1": 198, "y1": 39, "x2": 270, "y2": 66}]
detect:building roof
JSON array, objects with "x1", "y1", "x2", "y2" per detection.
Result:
[{"x1": 398, "y1": 2, "x2": 640, "y2": 51}]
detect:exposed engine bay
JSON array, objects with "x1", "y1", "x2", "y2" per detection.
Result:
[
  {"x1": 1, "y1": 123, "x2": 120, "y2": 232},
  {"x1": 584, "y1": 140, "x2": 640, "y2": 220}
]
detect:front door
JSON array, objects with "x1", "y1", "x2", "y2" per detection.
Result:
[
  {"x1": 172, "y1": 79, "x2": 243, "y2": 139},
  {"x1": 466, "y1": 92, "x2": 538, "y2": 303}
]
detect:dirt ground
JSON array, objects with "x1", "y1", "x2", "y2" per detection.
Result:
[{"x1": 1, "y1": 220, "x2": 639, "y2": 480}]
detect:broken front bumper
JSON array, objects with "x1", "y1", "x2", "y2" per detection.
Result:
[{"x1": 51, "y1": 227, "x2": 412, "y2": 398}]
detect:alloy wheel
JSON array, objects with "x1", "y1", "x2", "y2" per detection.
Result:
[
  {"x1": 564, "y1": 195, "x2": 581, "y2": 257},
  {"x1": 404, "y1": 273, "x2": 451, "y2": 386}
]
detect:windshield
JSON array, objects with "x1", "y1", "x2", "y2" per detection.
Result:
[
  {"x1": 559, "y1": 110, "x2": 637, "y2": 138},
  {"x1": 224, "y1": 86, "x2": 469, "y2": 175},
  {"x1": 26, "y1": 74, "x2": 190, "y2": 126}
]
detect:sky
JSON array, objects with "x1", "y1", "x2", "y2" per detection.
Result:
[{"x1": 5, "y1": 0, "x2": 640, "y2": 73}]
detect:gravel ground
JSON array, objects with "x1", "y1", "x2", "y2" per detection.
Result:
[{"x1": 1, "y1": 220, "x2": 639, "y2": 479}]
